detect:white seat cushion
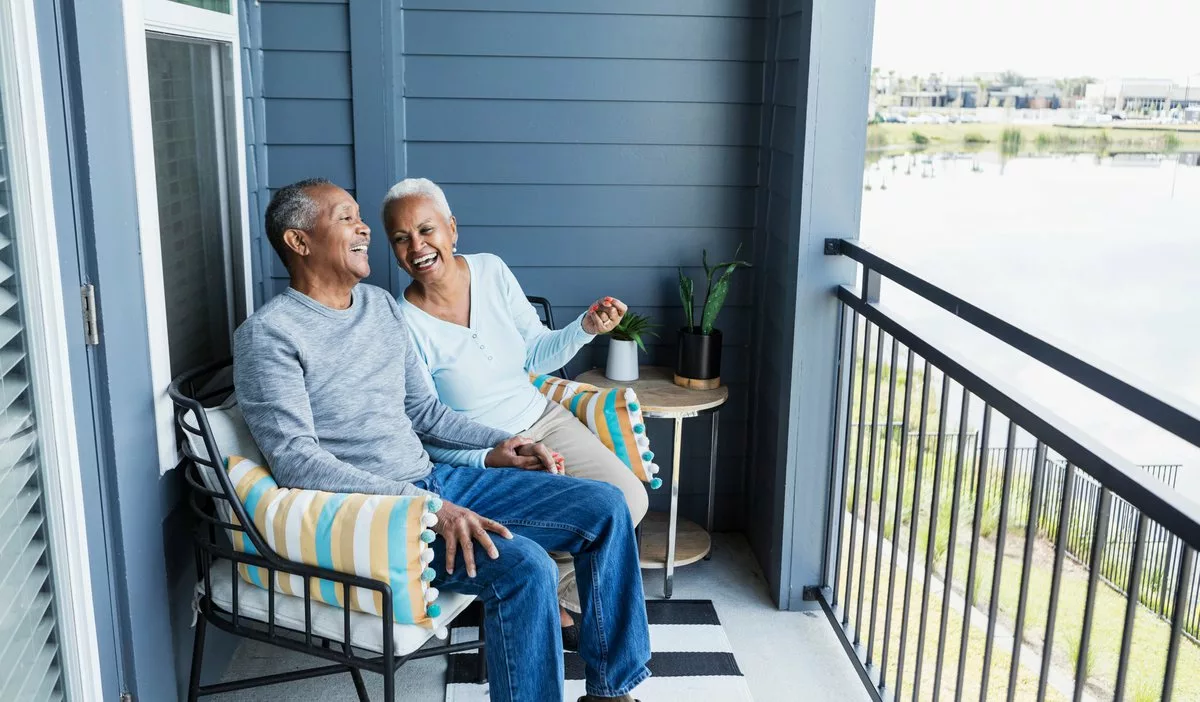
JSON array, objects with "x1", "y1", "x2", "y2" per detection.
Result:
[
  {"x1": 199, "y1": 559, "x2": 476, "y2": 656},
  {"x1": 183, "y1": 402, "x2": 265, "y2": 526}
]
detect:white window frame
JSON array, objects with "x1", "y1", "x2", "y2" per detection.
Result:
[
  {"x1": 121, "y1": 0, "x2": 254, "y2": 472},
  {"x1": 0, "y1": 0, "x2": 105, "y2": 698}
]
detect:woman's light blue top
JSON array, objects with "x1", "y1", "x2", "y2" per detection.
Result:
[{"x1": 400, "y1": 253, "x2": 596, "y2": 467}]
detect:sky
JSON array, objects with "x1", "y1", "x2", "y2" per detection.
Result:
[{"x1": 870, "y1": 0, "x2": 1200, "y2": 81}]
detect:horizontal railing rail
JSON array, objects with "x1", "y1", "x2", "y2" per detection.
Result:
[
  {"x1": 815, "y1": 239, "x2": 1200, "y2": 702},
  {"x1": 828, "y1": 237, "x2": 1200, "y2": 449}
]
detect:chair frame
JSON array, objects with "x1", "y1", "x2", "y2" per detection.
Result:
[
  {"x1": 170, "y1": 359, "x2": 485, "y2": 702},
  {"x1": 526, "y1": 295, "x2": 567, "y2": 378}
]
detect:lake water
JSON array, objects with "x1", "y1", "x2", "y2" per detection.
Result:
[{"x1": 859, "y1": 150, "x2": 1200, "y2": 497}]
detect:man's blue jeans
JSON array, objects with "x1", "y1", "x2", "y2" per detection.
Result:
[{"x1": 414, "y1": 464, "x2": 651, "y2": 701}]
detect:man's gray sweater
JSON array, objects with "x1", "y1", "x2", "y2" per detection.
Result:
[{"x1": 233, "y1": 284, "x2": 511, "y2": 497}]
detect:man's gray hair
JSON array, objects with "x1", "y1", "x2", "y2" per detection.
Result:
[
  {"x1": 265, "y1": 177, "x2": 333, "y2": 268},
  {"x1": 381, "y1": 178, "x2": 453, "y2": 223}
]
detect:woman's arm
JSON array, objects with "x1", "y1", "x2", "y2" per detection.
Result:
[
  {"x1": 423, "y1": 443, "x2": 490, "y2": 468},
  {"x1": 497, "y1": 258, "x2": 597, "y2": 374}
]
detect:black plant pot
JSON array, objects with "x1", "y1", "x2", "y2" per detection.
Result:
[{"x1": 674, "y1": 327, "x2": 722, "y2": 389}]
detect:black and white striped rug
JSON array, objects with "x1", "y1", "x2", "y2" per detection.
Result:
[{"x1": 444, "y1": 600, "x2": 752, "y2": 701}]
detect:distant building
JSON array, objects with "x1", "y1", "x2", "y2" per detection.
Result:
[
  {"x1": 944, "y1": 81, "x2": 981, "y2": 108},
  {"x1": 898, "y1": 90, "x2": 949, "y2": 108},
  {"x1": 986, "y1": 81, "x2": 1062, "y2": 109},
  {"x1": 1084, "y1": 78, "x2": 1200, "y2": 113}
]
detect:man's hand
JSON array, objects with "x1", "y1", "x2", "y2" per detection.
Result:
[
  {"x1": 432, "y1": 500, "x2": 512, "y2": 577},
  {"x1": 485, "y1": 436, "x2": 563, "y2": 473}
]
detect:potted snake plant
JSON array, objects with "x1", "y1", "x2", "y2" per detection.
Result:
[
  {"x1": 604, "y1": 312, "x2": 658, "y2": 382},
  {"x1": 675, "y1": 246, "x2": 750, "y2": 389}
]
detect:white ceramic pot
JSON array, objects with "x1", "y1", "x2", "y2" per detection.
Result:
[{"x1": 605, "y1": 338, "x2": 640, "y2": 382}]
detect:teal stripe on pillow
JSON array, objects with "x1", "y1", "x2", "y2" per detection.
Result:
[
  {"x1": 315, "y1": 494, "x2": 346, "y2": 605},
  {"x1": 240, "y1": 477, "x2": 272, "y2": 588},
  {"x1": 388, "y1": 504, "x2": 414, "y2": 623},
  {"x1": 603, "y1": 390, "x2": 631, "y2": 468}
]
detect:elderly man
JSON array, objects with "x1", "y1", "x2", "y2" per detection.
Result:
[{"x1": 233, "y1": 178, "x2": 650, "y2": 702}]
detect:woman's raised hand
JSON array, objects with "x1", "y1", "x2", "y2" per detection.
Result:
[{"x1": 582, "y1": 296, "x2": 628, "y2": 335}]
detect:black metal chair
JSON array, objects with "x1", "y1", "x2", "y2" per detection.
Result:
[
  {"x1": 526, "y1": 295, "x2": 567, "y2": 378},
  {"x1": 170, "y1": 359, "x2": 485, "y2": 702}
]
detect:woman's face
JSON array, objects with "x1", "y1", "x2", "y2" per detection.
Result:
[{"x1": 385, "y1": 195, "x2": 458, "y2": 283}]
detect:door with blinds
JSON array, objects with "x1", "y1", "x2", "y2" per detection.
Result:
[{"x1": 0, "y1": 1, "x2": 105, "y2": 699}]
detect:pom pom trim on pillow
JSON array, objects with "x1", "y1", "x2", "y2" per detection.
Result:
[
  {"x1": 224, "y1": 455, "x2": 443, "y2": 627},
  {"x1": 529, "y1": 374, "x2": 661, "y2": 487}
]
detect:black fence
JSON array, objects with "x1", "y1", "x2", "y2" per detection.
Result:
[
  {"x1": 854, "y1": 426, "x2": 1196, "y2": 644},
  {"x1": 818, "y1": 239, "x2": 1200, "y2": 702}
]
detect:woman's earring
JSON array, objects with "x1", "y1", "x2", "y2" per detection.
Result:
[{"x1": 452, "y1": 245, "x2": 458, "y2": 253}]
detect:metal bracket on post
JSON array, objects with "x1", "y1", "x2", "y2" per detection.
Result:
[
  {"x1": 823, "y1": 238, "x2": 842, "y2": 256},
  {"x1": 862, "y1": 267, "x2": 881, "y2": 304}
]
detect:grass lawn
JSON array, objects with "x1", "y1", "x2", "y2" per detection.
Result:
[
  {"x1": 838, "y1": 520, "x2": 1061, "y2": 701},
  {"x1": 866, "y1": 122, "x2": 1200, "y2": 151},
  {"x1": 838, "y1": 476, "x2": 1200, "y2": 701},
  {"x1": 950, "y1": 524, "x2": 1198, "y2": 701}
]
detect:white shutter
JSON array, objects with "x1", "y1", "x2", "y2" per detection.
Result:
[{"x1": 0, "y1": 69, "x2": 65, "y2": 702}]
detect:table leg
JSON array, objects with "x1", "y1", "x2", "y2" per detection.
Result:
[
  {"x1": 665, "y1": 417, "x2": 683, "y2": 599},
  {"x1": 704, "y1": 409, "x2": 720, "y2": 560}
]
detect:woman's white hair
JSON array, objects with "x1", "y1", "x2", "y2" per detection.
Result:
[{"x1": 382, "y1": 178, "x2": 453, "y2": 222}]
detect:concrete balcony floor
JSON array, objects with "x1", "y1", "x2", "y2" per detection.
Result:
[{"x1": 209, "y1": 533, "x2": 867, "y2": 701}]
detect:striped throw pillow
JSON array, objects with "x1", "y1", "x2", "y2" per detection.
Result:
[
  {"x1": 225, "y1": 456, "x2": 443, "y2": 627},
  {"x1": 530, "y1": 375, "x2": 662, "y2": 488}
]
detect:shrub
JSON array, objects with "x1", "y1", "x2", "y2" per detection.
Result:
[
  {"x1": 910, "y1": 131, "x2": 930, "y2": 145},
  {"x1": 963, "y1": 132, "x2": 987, "y2": 144},
  {"x1": 1000, "y1": 128, "x2": 1023, "y2": 154}
]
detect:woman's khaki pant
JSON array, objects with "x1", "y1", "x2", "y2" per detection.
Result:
[{"x1": 520, "y1": 402, "x2": 649, "y2": 612}]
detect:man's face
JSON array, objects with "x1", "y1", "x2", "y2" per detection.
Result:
[{"x1": 293, "y1": 184, "x2": 371, "y2": 282}]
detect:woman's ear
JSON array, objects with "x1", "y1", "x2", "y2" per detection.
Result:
[
  {"x1": 449, "y1": 215, "x2": 458, "y2": 249},
  {"x1": 283, "y1": 228, "x2": 309, "y2": 258}
]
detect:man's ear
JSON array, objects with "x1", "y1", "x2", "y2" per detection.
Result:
[{"x1": 283, "y1": 228, "x2": 309, "y2": 258}]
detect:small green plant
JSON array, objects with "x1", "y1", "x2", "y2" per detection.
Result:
[
  {"x1": 1000, "y1": 128, "x2": 1023, "y2": 155},
  {"x1": 1130, "y1": 676, "x2": 1160, "y2": 702},
  {"x1": 678, "y1": 245, "x2": 751, "y2": 335},
  {"x1": 910, "y1": 131, "x2": 930, "y2": 145},
  {"x1": 609, "y1": 312, "x2": 659, "y2": 352},
  {"x1": 963, "y1": 132, "x2": 987, "y2": 144},
  {"x1": 1065, "y1": 636, "x2": 1095, "y2": 682}
]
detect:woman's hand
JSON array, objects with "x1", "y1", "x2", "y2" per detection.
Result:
[
  {"x1": 431, "y1": 499, "x2": 512, "y2": 577},
  {"x1": 485, "y1": 436, "x2": 564, "y2": 474},
  {"x1": 582, "y1": 296, "x2": 628, "y2": 335}
]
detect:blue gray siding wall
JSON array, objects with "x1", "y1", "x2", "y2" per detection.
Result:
[
  {"x1": 745, "y1": 0, "x2": 873, "y2": 607},
  {"x1": 745, "y1": 0, "x2": 805, "y2": 605},
  {"x1": 242, "y1": 0, "x2": 872, "y2": 597},
  {"x1": 253, "y1": 0, "x2": 353, "y2": 299},
  {"x1": 241, "y1": 0, "x2": 769, "y2": 531},
  {"x1": 247, "y1": 0, "x2": 400, "y2": 300},
  {"x1": 397, "y1": 0, "x2": 766, "y2": 530}
]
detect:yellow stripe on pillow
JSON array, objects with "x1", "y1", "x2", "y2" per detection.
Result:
[{"x1": 223, "y1": 456, "x2": 443, "y2": 627}]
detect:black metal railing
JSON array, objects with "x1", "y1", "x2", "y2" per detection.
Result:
[{"x1": 812, "y1": 239, "x2": 1200, "y2": 702}]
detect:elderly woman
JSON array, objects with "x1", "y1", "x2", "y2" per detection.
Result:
[{"x1": 382, "y1": 178, "x2": 649, "y2": 641}]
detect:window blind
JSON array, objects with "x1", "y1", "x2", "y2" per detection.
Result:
[{"x1": 0, "y1": 69, "x2": 66, "y2": 702}]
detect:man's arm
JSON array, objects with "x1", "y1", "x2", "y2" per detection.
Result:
[{"x1": 235, "y1": 319, "x2": 430, "y2": 497}]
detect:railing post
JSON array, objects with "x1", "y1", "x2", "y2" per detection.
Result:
[{"x1": 863, "y1": 266, "x2": 881, "y2": 303}]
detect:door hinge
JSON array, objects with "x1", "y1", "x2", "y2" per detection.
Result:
[{"x1": 81, "y1": 284, "x2": 99, "y2": 346}]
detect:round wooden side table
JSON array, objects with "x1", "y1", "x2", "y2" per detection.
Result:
[{"x1": 575, "y1": 366, "x2": 729, "y2": 598}]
